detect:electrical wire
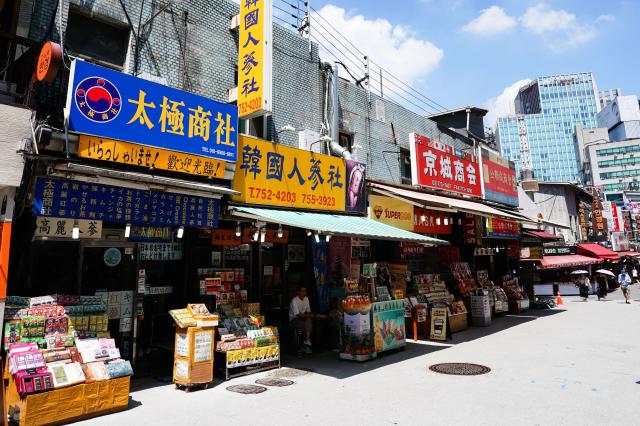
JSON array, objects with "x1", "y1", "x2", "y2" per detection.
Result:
[
  {"x1": 310, "y1": 5, "x2": 447, "y2": 112},
  {"x1": 273, "y1": 15, "x2": 298, "y2": 29},
  {"x1": 310, "y1": 24, "x2": 442, "y2": 113},
  {"x1": 273, "y1": 4, "x2": 300, "y2": 21}
]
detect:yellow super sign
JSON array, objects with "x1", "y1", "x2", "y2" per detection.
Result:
[
  {"x1": 232, "y1": 135, "x2": 348, "y2": 211},
  {"x1": 78, "y1": 135, "x2": 226, "y2": 179},
  {"x1": 238, "y1": 0, "x2": 272, "y2": 118}
]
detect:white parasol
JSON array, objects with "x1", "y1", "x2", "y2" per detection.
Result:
[
  {"x1": 570, "y1": 270, "x2": 589, "y2": 275},
  {"x1": 595, "y1": 269, "x2": 615, "y2": 277}
]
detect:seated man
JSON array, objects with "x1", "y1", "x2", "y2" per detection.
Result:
[{"x1": 289, "y1": 285, "x2": 313, "y2": 354}]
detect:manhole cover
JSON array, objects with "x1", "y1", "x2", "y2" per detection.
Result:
[
  {"x1": 268, "y1": 368, "x2": 314, "y2": 378},
  {"x1": 429, "y1": 363, "x2": 491, "y2": 376},
  {"x1": 226, "y1": 384, "x2": 267, "y2": 394},
  {"x1": 255, "y1": 378, "x2": 294, "y2": 387}
]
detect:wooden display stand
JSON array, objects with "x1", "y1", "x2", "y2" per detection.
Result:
[
  {"x1": 173, "y1": 326, "x2": 215, "y2": 391},
  {"x1": 4, "y1": 372, "x2": 130, "y2": 426},
  {"x1": 448, "y1": 312, "x2": 468, "y2": 333}
]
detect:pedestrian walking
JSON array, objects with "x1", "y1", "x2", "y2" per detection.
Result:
[
  {"x1": 618, "y1": 268, "x2": 632, "y2": 304},
  {"x1": 578, "y1": 276, "x2": 590, "y2": 301},
  {"x1": 596, "y1": 274, "x2": 608, "y2": 301},
  {"x1": 632, "y1": 266, "x2": 639, "y2": 285}
]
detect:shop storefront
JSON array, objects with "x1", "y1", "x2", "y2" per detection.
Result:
[
  {"x1": 217, "y1": 135, "x2": 447, "y2": 364},
  {"x1": 3, "y1": 58, "x2": 239, "y2": 421}
]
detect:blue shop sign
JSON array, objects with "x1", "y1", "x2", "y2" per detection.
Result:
[
  {"x1": 33, "y1": 177, "x2": 219, "y2": 228},
  {"x1": 66, "y1": 60, "x2": 238, "y2": 162}
]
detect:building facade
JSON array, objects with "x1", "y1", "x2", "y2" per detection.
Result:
[{"x1": 496, "y1": 72, "x2": 601, "y2": 183}]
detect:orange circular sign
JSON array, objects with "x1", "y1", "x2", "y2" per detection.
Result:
[{"x1": 36, "y1": 41, "x2": 61, "y2": 83}]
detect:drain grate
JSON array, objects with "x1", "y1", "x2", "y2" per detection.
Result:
[
  {"x1": 268, "y1": 368, "x2": 314, "y2": 378},
  {"x1": 255, "y1": 378, "x2": 294, "y2": 387},
  {"x1": 226, "y1": 384, "x2": 267, "y2": 394},
  {"x1": 429, "y1": 363, "x2": 491, "y2": 376}
]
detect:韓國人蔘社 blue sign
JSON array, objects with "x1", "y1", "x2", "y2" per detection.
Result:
[{"x1": 66, "y1": 60, "x2": 238, "y2": 162}]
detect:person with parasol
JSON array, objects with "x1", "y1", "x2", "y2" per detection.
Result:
[{"x1": 571, "y1": 270, "x2": 590, "y2": 301}]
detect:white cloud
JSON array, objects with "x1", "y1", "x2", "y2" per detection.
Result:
[
  {"x1": 521, "y1": 4, "x2": 576, "y2": 33},
  {"x1": 520, "y1": 4, "x2": 598, "y2": 51},
  {"x1": 484, "y1": 79, "x2": 532, "y2": 128},
  {"x1": 462, "y1": 6, "x2": 517, "y2": 36},
  {"x1": 313, "y1": 5, "x2": 443, "y2": 86},
  {"x1": 596, "y1": 14, "x2": 615, "y2": 23}
]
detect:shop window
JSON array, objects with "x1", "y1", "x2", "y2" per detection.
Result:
[
  {"x1": 65, "y1": 9, "x2": 130, "y2": 68},
  {"x1": 241, "y1": 116, "x2": 266, "y2": 139},
  {"x1": 400, "y1": 148, "x2": 412, "y2": 184}
]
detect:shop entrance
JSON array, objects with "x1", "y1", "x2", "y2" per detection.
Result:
[{"x1": 79, "y1": 241, "x2": 137, "y2": 361}]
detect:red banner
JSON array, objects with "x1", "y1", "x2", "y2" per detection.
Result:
[
  {"x1": 413, "y1": 207, "x2": 453, "y2": 234},
  {"x1": 409, "y1": 133, "x2": 482, "y2": 197},
  {"x1": 481, "y1": 148, "x2": 517, "y2": 206}
]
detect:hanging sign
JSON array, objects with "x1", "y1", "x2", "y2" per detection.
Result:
[
  {"x1": 66, "y1": 60, "x2": 238, "y2": 162},
  {"x1": 413, "y1": 207, "x2": 453, "y2": 234},
  {"x1": 409, "y1": 133, "x2": 481, "y2": 197},
  {"x1": 464, "y1": 213, "x2": 478, "y2": 244},
  {"x1": 591, "y1": 189, "x2": 608, "y2": 241},
  {"x1": 33, "y1": 177, "x2": 219, "y2": 228},
  {"x1": 34, "y1": 217, "x2": 102, "y2": 239},
  {"x1": 36, "y1": 41, "x2": 62, "y2": 83},
  {"x1": 485, "y1": 217, "x2": 519, "y2": 238},
  {"x1": 481, "y1": 148, "x2": 517, "y2": 206},
  {"x1": 78, "y1": 136, "x2": 226, "y2": 179},
  {"x1": 211, "y1": 229, "x2": 242, "y2": 246},
  {"x1": 238, "y1": 0, "x2": 273, "y2": 118},
  {"x1": 139, "y1": 243, "x2": 183, "y2": 261},
  {"x1": 130, "y1": 226, "x2": 171, "y2": 241},
  {"x1": 232, "y1": 136, "x2": 366, "y2": 212},
  {"x1": 368, "y1": 195, "x2": 413, "y2": 230}
]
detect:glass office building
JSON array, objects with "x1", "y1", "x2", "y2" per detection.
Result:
[{"x1": 496, "y1": 73, "x2": 600, "y2": 182}]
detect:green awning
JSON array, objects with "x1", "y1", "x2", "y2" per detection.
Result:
[{"x1": 229, "y1": 206, "x2": 449, "y2": 245}]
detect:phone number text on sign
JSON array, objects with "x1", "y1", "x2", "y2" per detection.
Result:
[{"x1": 247, "y1": 187, "x2": 337, "y2": 207}]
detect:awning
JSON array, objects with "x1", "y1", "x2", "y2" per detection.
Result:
[
  {"x1": 577, "y1": 243, "x2": 619, "y2": 260},
  {"x1": 369, "y1": 182, "x2": 533, "y2": 223},
  {"x1": 539, "y1": 255, "x2": 601, "y2": 269},
  {"x1": 229, "y1": 206, "x2": 449, "y2": 245},
  {"x1": 523, "y1": 230, "x2": 563, "y2": 240},
  {"x1": 616, "y1": 251, "x2": 640, "y2": 258}
]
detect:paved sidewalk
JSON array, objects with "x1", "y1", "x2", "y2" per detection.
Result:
[{"x1": 79, "y1": 288, "x2": 639, "y2": 426}]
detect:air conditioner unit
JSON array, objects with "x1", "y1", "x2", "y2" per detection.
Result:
[{"x1": 227, "y1": 87, "x2": 238, "y2": 103}]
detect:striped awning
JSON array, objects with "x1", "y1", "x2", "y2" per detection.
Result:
[
  {"x1": 539, "y1": 255, "x2": 602, "y2": 269},
  {"x1": 229, "y1": 206, "x2": 449, "y2": 245}
]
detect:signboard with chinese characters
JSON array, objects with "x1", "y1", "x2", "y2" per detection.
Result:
[
  {"x1": 34, "y1": 217, "x2": 102, "y2": 239},
  {"x1": 409, "y1": 133, "x2": 481, "y2": 197},
  {"x1": 485, "y1": 217, "x2": 519, "y2": 238},
  {"x1": 232, "y1": 135, "x2": 366, "y2": 212},
  {"x1": 368, "y1": 195, "x2": 413, "y2": 230},
  {"x1": 211, "y1": 229, "x2": 242, "y2": 246},
  {"x1": 238, "y1": 0, "x2": 272, "y2": 118},
  {"x1": 78, "y1": 135, "x2": 226, "y2": 179},
  {"x1": 413, "y1": 207, "x2": 453, "y2": 235},
  {"x1": 601, "y1": 201, "x2": 615, "y2": 231},
  {"x1": 33, "y1": 177, "x2": 219, "y2": 228},
  {"x1": 578, "y1": 201, "x2": 588, "y2": 240},
  {"x1": 130, "y1": 226, "x2": 171, "y2": 241},
  {"x1": 591, "y1": 188, "x2": 608, "y2": 242},
  {"x1": 241, "y1": 227, "x2": 289, "y2": 244},
  {"x1": 139, "y1": 243, "x2": 183, "y2": 261},
  {"x1": 66, "y1": 60, "x2": 238, "y2": 162},
  {"x1": 480, "y1": 148, "x2": 517, "y2": 206}
]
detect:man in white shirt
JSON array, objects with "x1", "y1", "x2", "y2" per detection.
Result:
[{"x1": 289, "y1": 285, "x2": 313, "y2": 354}]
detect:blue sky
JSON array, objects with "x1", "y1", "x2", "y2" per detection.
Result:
[{"x1": 306, "y1": 0, "x2": 640, "y2": 126}]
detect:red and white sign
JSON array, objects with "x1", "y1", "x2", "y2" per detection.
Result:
[
  {"x1": 480, "y1": 148, "x2": 517, "y2": 206},
  {"x1": 413, "y1": 207, "x2": 453, "y2": 234},
  {"x1": 464, "y1": 213, "x2": 477, "y2": 244},
  {"x1": 612, "y1": 203, "x2": 623, "y2": 232},
  {"x1": 409, "y1": 133, "x2": 482, "y2": 197}
]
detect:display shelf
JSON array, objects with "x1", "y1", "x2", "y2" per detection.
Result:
[
  {"x1": 214, "y1": 350, "x2": 280, "y2": 380},
  {"x1": 448, "y1": 312, "x2": 468, "y2": 333},
  {"x1": 5, "y1": 373, "x2": 130, "y2": 426}
]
